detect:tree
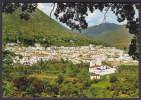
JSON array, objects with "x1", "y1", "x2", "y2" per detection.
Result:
[
  {"x1": 12, "y1": 76, "x2": 29, "y2": 91},
  {"x1": 124, "y1": 47, "x2": 127, "y2": 51},
  {"x1": 2, "y1": 3, "x2": 37, "y2": 21},
  {"x1": 56, "y1": 75, "x2": 64, "y2": 84},
  {"x1": 2, "y1": 81, "x2": 15, "y2": 97},
  {"x1": 2, "y1": 3, "x2": 139, "y2": 60},
  {"x1": 82, "y1": 81, "x2": 91, "y2": 89},
  {"x1": 26, "y1": 84, "x2": 37, "y2": 97},
  {"x1": 110, "y1": 76, "x2": 118, "y2": 83},
  {"x1": 53, "y1": 3, "x2": 139, "y2": 60},
  {"x1": 59, "y1": 86, "x2": 86, "y2": 98}
]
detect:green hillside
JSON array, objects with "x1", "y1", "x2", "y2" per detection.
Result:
[
  {"x1": 74, "y1": 23, "x2": 133, "y2": 50},
  {"x1": 82, "y1": 23, "x2": 121, "y2": 35},
  {"x1": 2, "y1": 9, "x2": 108, "y2": 47}
]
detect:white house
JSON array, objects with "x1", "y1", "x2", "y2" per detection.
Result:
[
  {"x1": 89, "y1": 44, "x2": 94, "y2": 49},
  {"x1": 89, "y1": 60, "x2": 117, "y2": 79},
  {"x1": 19, "y1": 57, "x2": 30, "y2": 65},
  {"x1": 89, "y1": 64, "x2": 116, "y2": 75},
  {"x1": 35, "y1": 43, "x2": 40, "y2": 47},
  {"x1": 6, "y1": 43, "x2": 18, "y2": 47},
  {"x1": 90, "y1": 59, "x2": 102, "y2": 66},
  {"x1": 89, "y1": 65, "x2": 101, "y2": 73},
  {"x1": 90, "y1": 74, "x2": 101, "y2": 80}
]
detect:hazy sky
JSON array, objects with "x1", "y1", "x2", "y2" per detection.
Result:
[{"x1": 37, "y1": 3, "x2": 139, "y2": 29}]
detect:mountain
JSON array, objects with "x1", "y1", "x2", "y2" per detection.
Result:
[
  {"x1": 2, "y1": 9, "x2": 109, "y2": 47},
  {"x1": 73, "y1": 23, "x2": 133, "y2": 50}
]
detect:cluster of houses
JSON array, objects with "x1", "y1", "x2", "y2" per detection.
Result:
[
  {"x1": 89, "y1": 60, "x2": 117, "y2": 80},
  {"x1": 5, "y1": 43, "x2": 138, "y2": 80}
]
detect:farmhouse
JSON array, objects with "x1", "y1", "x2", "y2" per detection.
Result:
[
  {"x1": 89, "y1": 61, "x2": 116, "y2": 80},
  {"x1": 90, "y1": 73, "x2": 101, "y2": 80}
]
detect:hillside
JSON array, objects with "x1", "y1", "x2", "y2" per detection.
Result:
[
  {"x1": 2, "y1": 8, "x2": 108, "y2": 47},
  {"x1": 73, "y1": 23, "x2": 133, "y2": 50}
]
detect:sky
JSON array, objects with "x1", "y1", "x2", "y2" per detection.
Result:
[{"x1": 37, "y1": 3, "x2": 139, "y2": 29}]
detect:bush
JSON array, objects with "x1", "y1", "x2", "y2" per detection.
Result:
[
  {"x1": 2, "y1": 82, "x2": 15, "y2": 97},
  {"x1": 12, "y1": 76, "x2": 29, "y2": 91},
  {"x1": 69, "y1": 73, "x2": 76, "y2": 77},
  {"x1": 110, "y1": 76, "x2": 118, "y2": 83},
  {"x1": 91, "y1": 79, "x2": 99, "y2": 83},
  {"x1": 56, "y1": 75, "x2": 64, "y2": 84},
  {"x1": 82, "y1": 81, "x2": 92, "y2": 89}
]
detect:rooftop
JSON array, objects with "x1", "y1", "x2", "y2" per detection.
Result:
[{"x1": 89, "y1": 65, "x2": 100, "y2": 68}]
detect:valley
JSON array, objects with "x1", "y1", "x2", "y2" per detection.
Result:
[{"x1": 2, "y1": 7, "x2": 139, "y2": 98}]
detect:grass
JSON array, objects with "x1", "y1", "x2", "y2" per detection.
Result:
[
  {"x1": 91, "y1": 81, "x2": 111, "y2": 88},
  {"x1": 83, "y1": 89, "x2": 95, "y2": 98},
  {"x1": 28, "y1": 74, "x2": 58, "y2": 78},
  {"x1": 63, "y1": 77, "x2": 77, "y2": 81},
  {"x1": 28, "y1": 73, "x2": 77, "y2": 81}
]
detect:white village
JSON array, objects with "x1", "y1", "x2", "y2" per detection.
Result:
[{"x1": 5, "y1": 43, "x2": 138, "y2": 80}]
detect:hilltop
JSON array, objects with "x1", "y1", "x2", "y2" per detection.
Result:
[
  {"x1": 73, "y1": 23, "x2": 133, "y2": 50},
  {"x1": 2, "y1": 8, "x2": 108, "y2": 47}
]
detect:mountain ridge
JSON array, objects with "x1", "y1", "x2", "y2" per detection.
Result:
[
  {"x1": 74, "y1": 23, "x2": 133, "y2": 50},
  {"x1": 2, "y1": 8, "x2": 109, "y2": 47}
]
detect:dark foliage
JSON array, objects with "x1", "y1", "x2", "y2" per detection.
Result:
[
  {"x1": 110, "y1": 76, "x2": 118, "y2": 83},
  {"x1": 3, "y1": 3, "x2": 37, "y2": 21},
  {"x1": 2, "y1": 3, "x2": 139, "y2": 59},
  {"x1": 54, "y1": 3, "x2": 139, "y2": 60},
  {"x1": 56, "y1": 75, "x2": 64, "y2": 84}
]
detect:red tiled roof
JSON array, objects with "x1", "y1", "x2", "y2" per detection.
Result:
[
  {"x1": 89, "y1": 65, "x2": 100, "y2": 68},
  {"x1": 90, "y1": 73, "x2": 100, "y2": 76}
]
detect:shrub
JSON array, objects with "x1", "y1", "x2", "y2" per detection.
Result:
[
  {"x1": 110, "y1": 76, "x2": 118, "y2": 83},
  {"x1": 91, "y1": 79, "x2": 99, "y2": 83},
  {"x1": 56, "y1": 75, "x2": 64, "y2": 84}
]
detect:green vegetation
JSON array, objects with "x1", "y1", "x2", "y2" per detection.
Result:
[
  {"x1": 2, "y1": 7, "x2": 138, "y2": 98},
  {"x1": 2, "y1": 51, "x2": 139, "y2": 98},
  {"x1": 2, "y1": 8, "x2": 109, "y2": 47},
  {"x1": 84, "y1": 65, "x2": 139, "y2": 98},
  {"x1": 75, "y1": 23, "x2": 133, "y2": 50},
  {"x1": 109, "y1": 76, "x2": 118, "y2": 83}
]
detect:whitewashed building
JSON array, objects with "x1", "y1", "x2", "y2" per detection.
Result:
[
  {"x1": 90, "y1": 74, "x2": 101, "y2": 80},
  {"x1": 6, "y1": 43, "x2": 18, "y2": 47},
  {"x1": 89, "y1": 61, "x2": 117, "y2": 80}
]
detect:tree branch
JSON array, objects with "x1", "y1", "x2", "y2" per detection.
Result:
[
  {"x1": 102, "y1": 3, "x2": 113, "y2": 23},
  {"x1": 50, "y1": 3, "x2": 55, "y2": 19}
]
